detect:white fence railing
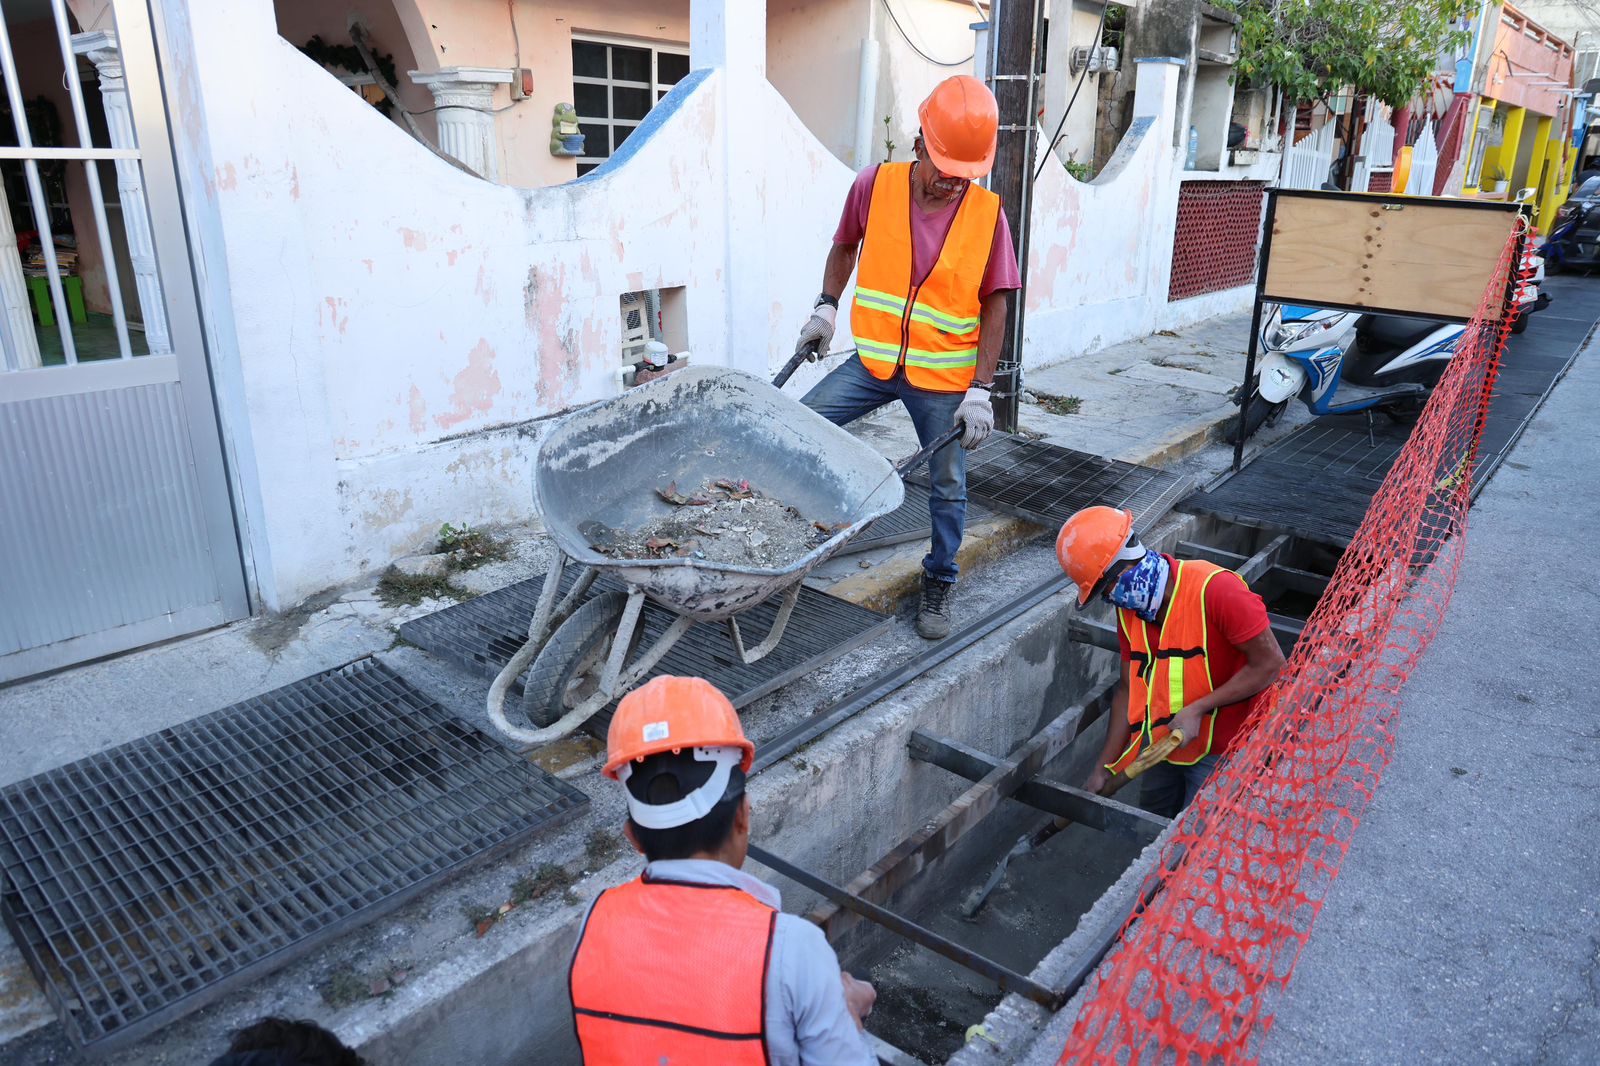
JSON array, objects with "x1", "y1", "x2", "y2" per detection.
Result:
[
  {"x1": 1353, "y1": 97, "x2": 1395, "y2": 192},
  {"x1": 1405, "y1": 122, "x2": 1438, "y2": 196},
  {"x1": 1279, "y1": 122, "x2": 1336, "y2": 189}
]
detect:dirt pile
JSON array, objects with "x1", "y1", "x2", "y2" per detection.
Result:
[{"x1": 587, "y1": 478, "x2": 844, "y2": 567}]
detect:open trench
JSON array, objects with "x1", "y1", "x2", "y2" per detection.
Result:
[{"x1": 835, "y1": 513, "x2": 1342, "y2": 1064}]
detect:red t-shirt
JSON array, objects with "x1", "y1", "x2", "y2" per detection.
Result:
[
  {"x1": 1116, "y1": 556, "x2": 1271, "y2": 757},
  {"x1": 833, "y1": 164, "x2": 1021, "y2": 297}
]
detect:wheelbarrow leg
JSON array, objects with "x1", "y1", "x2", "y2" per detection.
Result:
[
  {"x1": 502, "y1": 612, "x2": 697, "y2": 752},
  {"x1": 598, "y1": 589, "x2": 647, "y2": 695},
  {"x1": 486, "y1": 554, "x2": 597, "y2": 747},
  {"x1": 726, "y1": 584, "x2": 802, "y2": 665}
]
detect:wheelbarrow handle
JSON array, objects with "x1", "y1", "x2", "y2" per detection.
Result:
[
  {"x1": 772, "y1": 339, "x2": 821, "y2": 389},
  {"x1": 895, "y1": 425, "x2": 963, "y2": 475}
]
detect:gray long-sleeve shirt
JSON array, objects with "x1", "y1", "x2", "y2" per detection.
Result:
[{"x1": 573, "y1": 858, "x2": 874, "y2": 1066}]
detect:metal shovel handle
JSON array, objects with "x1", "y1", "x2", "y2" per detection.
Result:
[
  {"x1": 772, "y1": 339, "x2": 821, "y2": 389},
  {"x1": 895, "y1": 425, "x2": 963, "y2": 475}
]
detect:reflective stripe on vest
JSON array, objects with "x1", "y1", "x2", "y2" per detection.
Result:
[
  {"x1": 1109, "y1": 559, "x2": 1237, "y2": 774},
  {"x1": 569, "y1": 875, "x2": 775, "y2": 1064},
  {"x1": 850, "y1": 162, "x2": 1000, "y2": 394}
]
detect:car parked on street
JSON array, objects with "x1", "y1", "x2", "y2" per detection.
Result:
[{"x1": 1542, "y1": 176, "x2": 1600, "y2": 274}]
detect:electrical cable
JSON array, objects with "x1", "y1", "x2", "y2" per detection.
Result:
[
  {"x1": 1033, "y1": 2, "x2": 1110, "y2": 182},
  {"x1": 880, "y1": 0, "x2": 976, "y2": 67}
]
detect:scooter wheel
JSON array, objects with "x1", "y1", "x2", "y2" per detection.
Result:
[{"x1": 1228, "y1": 390, "x2": 1285, "y2": 444}]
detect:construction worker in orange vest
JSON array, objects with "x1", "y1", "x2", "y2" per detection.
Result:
[
  {"x1": 793, "y1": 75, "x2": 1021, "y2": 641},
  {"x1": 1055, "y1": 506, "x2": 1286, "y2": 815},
  {"x1": 568, "y1": 675, "x2": 876, "y2": 1064}
]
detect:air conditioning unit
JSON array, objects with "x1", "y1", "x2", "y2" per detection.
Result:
[{"x1": 1069, "y1": 46, "x2": 1119, "y2": 76}]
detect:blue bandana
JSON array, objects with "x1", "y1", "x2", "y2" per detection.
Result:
[{"x1": 1107, "y1": 551, "x2": 1169, "y2": 623}]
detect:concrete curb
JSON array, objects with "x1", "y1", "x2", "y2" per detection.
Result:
[{"x1": 822, "y1": 515, "x2": 1046, "y2": 612}]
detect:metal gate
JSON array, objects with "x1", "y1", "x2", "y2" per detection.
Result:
[{"x1": 0, "y1": 0, "x2": 247, "y2": 682}]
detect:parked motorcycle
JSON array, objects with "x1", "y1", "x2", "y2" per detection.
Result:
[{"x1": 1539, "y1": 174, "x2": 1600, "y2": 274}]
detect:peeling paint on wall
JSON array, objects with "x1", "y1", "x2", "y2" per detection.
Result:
[{"x1": 435, "y1": 338, "x2": 502, "y2": 431}]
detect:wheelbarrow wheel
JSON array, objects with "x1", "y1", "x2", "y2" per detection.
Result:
[{"x1": 520, "y1": 592, "x2": 637, "y2": 729}]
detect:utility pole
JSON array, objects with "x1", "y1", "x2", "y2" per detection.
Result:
[{"x1": 986, "y1": 0, "x2": 1045, "y2": 433}]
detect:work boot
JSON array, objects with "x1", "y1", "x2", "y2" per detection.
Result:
[{"x1": 916, "y1": 574, "x2": 955, "y2": 640}]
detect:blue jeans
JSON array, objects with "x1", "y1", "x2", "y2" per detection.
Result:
[
  {"x1": 800, "y1": 355, "x2": 966, "y2": 582},
  {"x1": 1139, "y1": 753, "x2": 1219, "y2": 819}
]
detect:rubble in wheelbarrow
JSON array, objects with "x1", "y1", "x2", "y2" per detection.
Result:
[{"x1": 587, "y1": 478, "x2": 848, "y2": 567}]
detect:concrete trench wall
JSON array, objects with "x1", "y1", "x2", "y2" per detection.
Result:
[{"x1": 343, "y1": 554, "x2": 1122, "y2": 1065}]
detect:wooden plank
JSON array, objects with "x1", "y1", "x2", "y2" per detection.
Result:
[
  {"x1": 1268, "y1": 563, "x2": 1333, "y2": 597},
  {"x1": 1263, "y1": 192, "x2": 1518, "y2": 321},
  {"x1": 1068, "y1": 617, "x2": 1119, "y2": 652},
  {"x1": 1236, "y1": 533, "x2": 1291, "y2": 585},
  {"x1": 1177, "y1": 540, "x2": 1248, "y2": 568},
  {"x1": 908, "y1": 731, "x2": 1169, "y2": 845},
  {"x1": 807, "y1": 684, "x2": 1114, "y2": 939}
]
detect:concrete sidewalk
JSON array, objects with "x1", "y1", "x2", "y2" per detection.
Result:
[{"x1": 1259, "y1": 339, "x2": 1600, "y2": 1063}]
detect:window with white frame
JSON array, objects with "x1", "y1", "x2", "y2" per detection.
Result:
[{"x1": 571, "y1": 36, "x2": 690, "y2": 176}]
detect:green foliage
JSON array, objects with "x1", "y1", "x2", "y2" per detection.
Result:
[
  {"x1": 1222, "y1": 0, "x2": 1474, "y2": 107},
  {"x1": 299, "y1": 34, "x2": 398, "y2": 113},
  {"x1": 1062, "y1": 159, "x2": 1094, "y2": 182},
  {"x1": 883, "y1": 115, "x2": 897, "y2": 162}
]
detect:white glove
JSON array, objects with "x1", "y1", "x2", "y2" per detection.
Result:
[
  {"x1": 955, "y1": 386, "x2": 995, "y2": 449},
  {"x1": 795, "y1": 304, "x2": 837, "y2": 362}
]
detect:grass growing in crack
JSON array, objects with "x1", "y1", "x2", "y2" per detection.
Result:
[
  {"x1": 585, "y1": 829, "x2": 624, "y2": 866},
  {"x1": 376, "y1": 569, "x2": 461, "y2": 607},
  {"x1": 511, "y1": 862, "x2": 578, "y2": 906},
  {"x1": 437, "y1": 522, "x2": 508, "y2": 571},
  {"x1": 1035, "y1": 393, "x2": 1083, "y2": 416},
  {"x1": 320, "y1": 967, "x2": 370, "y2": 1009}
]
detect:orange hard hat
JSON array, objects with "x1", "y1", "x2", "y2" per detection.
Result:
[
  {"x1": 918, "y1": 75, "x2": 998, "y2": 180},
  {"x1": 603, "y1": 675, "x2": 754, "y2": 781},
  {"x1": 1055, "y1": 506, "x2": 1139, "y2": 608}
]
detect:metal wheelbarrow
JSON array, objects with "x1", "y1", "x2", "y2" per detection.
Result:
[{"x1": 487, "y1": 361, "x2": 957, "y2": 750}]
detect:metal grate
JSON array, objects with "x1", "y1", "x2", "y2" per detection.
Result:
[
  {"x1": 1169, "y1": 181, "x2": 1267, "y2": 301},
  {"x1": 0, "y1": 658, "x2": 587, "y2": 1053},
  {"x1": 834, "y1": 483, "x2": 994, "y2": 556},
  {"x1": 909, "y1": 434, "x2": 1192, "y2": 535},
  {"x1": 400, "y1": 574, "x2": 892, "y2": 730},
  {"x1": 1187, "y1": 279, "x2": 1600, "y2": 544}
]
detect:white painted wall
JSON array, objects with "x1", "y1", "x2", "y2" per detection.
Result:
[
  {"x1": 175, "y1": 0, "x2": 852, "y2": 609},
  {"x1": 1040, "y1": 0, "x2": 1110, "y2": 173},
  {"x1": 874, "y1": 0, "x2": 980, "y2": 162},
  {"x1": 162, "y1": 1, "x2": 1258, "y2": 612}
]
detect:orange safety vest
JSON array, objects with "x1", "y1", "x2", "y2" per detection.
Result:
[
  {"x1": 1108, "y1": 559, "x2": 1239, "y2": 774},
  {"x1": 850, "y1": 162, "x2": 1001, "y2": 394},
  {"x1": 569, "y1": 874, "x2": 776, "y2": 1064}
]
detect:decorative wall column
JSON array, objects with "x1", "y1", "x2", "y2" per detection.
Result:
[
  {"x1": 72, "y1": 31, "x2": 170, "y2": 355},
  {"x1": 407, "y1": 68, "x2": 513, "y2": 181},
  {"x1": 0, "y1": 179, "x2": 40, "y2": 370}
]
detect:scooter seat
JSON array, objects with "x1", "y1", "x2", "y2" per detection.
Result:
[{"x1": 1358, "y1": 314, "x2": 1441, "y2": 351}]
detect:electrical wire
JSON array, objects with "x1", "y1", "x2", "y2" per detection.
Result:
[
  {"x1": 401, "y1": 1, "x2": 525, "y2": 119},
  {"x1": 880, "y1": 0, "x2": 976, "y2": 67},
  {"x1": 1033, "y1": 2, "x2": 1110, "y2": 182}
]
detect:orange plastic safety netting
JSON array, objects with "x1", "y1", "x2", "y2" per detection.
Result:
[{"x1": 1058, "y1": 217, "x2": 1531, "y2": 1065}]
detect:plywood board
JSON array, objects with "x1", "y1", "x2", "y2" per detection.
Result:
[{"x1": 1263, "y1": 193, "x2": 1519, "y2": 321}]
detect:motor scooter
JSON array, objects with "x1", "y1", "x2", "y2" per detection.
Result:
[{"x1": 1233, "y1": 191, "x2": 1548, "y2": 442}]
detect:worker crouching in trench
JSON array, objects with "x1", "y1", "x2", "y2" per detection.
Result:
[{"x1": 1056, "y1": 507, "x2": 1286, "y2": 815}]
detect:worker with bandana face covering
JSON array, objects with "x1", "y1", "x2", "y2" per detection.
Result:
[{"x1": 1054, "y1": 506, "x2": 1286, "y2": 815}]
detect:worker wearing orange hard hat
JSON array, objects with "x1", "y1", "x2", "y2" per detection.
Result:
[
  {"x1": 568, "y1": 676, "x2": 876, "y2": 1065},
  {"x1": 1056, "y1": 507, "x2": 1286, "y2": 815},
  {"x1": 794, "y1": 75, "x2": 1021, "y2": 642}
]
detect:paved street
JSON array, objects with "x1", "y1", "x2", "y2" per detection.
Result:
[{"x1": 1261, "y1": 328, "x2": 1600, "y2": 1064}]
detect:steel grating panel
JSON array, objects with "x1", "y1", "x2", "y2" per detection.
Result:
[
  {"x1": 1185, "y1": 276, "x2": 1600, "y2": 545},
  {"x1": 908, "y1": 433, "x2": 1192, "y2": 534},
  {"x1": 833, "y1": 483, "x2": 994, "y2": 556},
  {"x1": 0, "y1": 658, "x2": 587, "y2": 1053},
  {"x1": 400, "y1": 574, "x2": 893, "y2": 731}
]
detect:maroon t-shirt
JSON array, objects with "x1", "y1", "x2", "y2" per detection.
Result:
[
  {"x1": 833, "y1": 164, "x2": 1021, "y2": 297},
  {"x1": 1116, "y1": 557, "x2": 1272, "y2": 757}
]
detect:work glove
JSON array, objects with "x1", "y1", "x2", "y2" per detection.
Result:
[
  {"x1": 955, "y1": 386, "x2": 995, "y2": 449},
  {"x1": 794, "y1": 304, "x2": 836, "y2": 362}
]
